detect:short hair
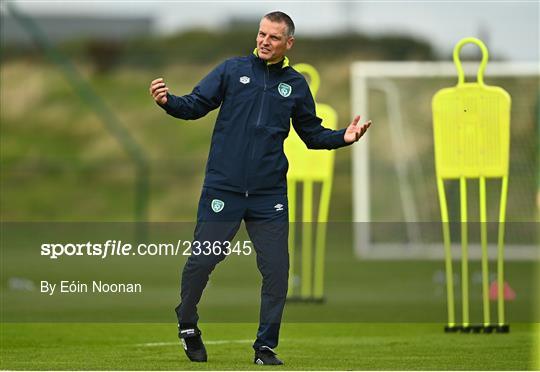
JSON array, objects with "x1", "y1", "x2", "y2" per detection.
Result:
[{"x1": 263, "y1": 11, "x2": 295, "y2": 37}]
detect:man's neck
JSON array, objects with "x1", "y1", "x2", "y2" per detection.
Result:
[{"x1": 253, "y1": 48, "x2": 289, "y2": 68}]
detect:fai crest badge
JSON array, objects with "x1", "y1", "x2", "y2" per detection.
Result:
[
  {"x1": 278, "y1": 83, "x2": 292, "y2": 97},
  {"x1": 211, "y1": 199, "x2": 225, "y2": 213}
]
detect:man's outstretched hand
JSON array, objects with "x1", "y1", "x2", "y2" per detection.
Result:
[
  {"x1": 149, "y1": 77, "x2": 169, "y2": 105},
  {"x1": 344, "y1": 115, "x2": 372, "y2": 143}
]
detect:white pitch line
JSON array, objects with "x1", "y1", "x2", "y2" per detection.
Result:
[{"x1": 136, "y1": 339, "x2": 253, "y2": 347}]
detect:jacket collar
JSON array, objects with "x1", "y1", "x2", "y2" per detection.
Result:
[{"x1": 252, "y1": 48, "x2": 289, "y2": 69}]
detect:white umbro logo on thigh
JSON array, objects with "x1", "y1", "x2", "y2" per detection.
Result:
[
  {"x1": 274, "y1": 203, "x2": 284, "y2": 211},
  {"x1": 255, "y1": 358, "x2": 264, "y2": 365},
  {"x1": 240, "y1": 76, "x2": 250, "y2": 84}
]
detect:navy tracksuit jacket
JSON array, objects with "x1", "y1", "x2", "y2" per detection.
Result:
[{"x1": 159, "y1": 50, "x2": 350, "y2": 350}]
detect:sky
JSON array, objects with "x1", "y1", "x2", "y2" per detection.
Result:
[{"x1": 4, "y1": 0, "x2": 540, "y2": 61}]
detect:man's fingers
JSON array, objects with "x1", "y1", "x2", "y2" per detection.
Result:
[
  {"x1": 150, "y1": 82, "x2": 166, "y2": 94},
  {"x1": 149, "y1": 77, "x2": 168, "y2": 104},
  {"x1": 348, "y1": 119, "x2": 372, "y2": 142},
  {"x1": 153, "y1": 87, "x2": 168, "y2": 96},
  {"x1": 360, "y1": 121, "x2": 371, "y2": 134},
  {"x1": 149, "y1": 79, "x2": 166, "y2": 95}
]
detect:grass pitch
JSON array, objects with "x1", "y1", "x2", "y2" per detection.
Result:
[{"x1": 1, "y1": 322, "x2": 538, "y2": 370}]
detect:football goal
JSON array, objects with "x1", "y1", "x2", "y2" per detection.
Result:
[{"x1": 350, "y1": 61, "x2": 539, "y2": 260}]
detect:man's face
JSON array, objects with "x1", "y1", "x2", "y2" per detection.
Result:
[{"x1": 256, "y1": 18, "x2": 294, "y2": 63}]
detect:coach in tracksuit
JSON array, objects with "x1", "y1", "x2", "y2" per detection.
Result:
[{"x1": 149, "y1": 11, "x2": 371, "y2": 366}]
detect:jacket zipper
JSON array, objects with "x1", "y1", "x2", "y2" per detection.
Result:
[
  {"x1": 245, "y1": 64, "x2": 269, "y2": 197},
  {"x1": 254, "y1": 65, "x2": 269, "y2": 129}
]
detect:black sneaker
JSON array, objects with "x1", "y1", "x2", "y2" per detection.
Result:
[
  {"x1": 254, "y1": 346, "x2": 284, "y2": 365},
  {"x1": 178, "y1": 328, "x2": 207, "y2": 362}
]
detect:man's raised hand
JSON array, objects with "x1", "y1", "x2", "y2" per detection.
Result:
[
  {"x1": 344, "y1": 115, "x2": 372, "y2": 143},
  {"x1": 149, "y1": 77, "x2": 169, "y2": 105}
]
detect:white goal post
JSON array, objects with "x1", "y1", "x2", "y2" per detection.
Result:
[{"x1": 350, "y1": 61, "x2": 539, "y2": 260}]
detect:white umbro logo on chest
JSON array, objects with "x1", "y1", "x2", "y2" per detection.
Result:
[
  {"x1": 274, "y1": 203, "x2": 284, "y2": 211},
  {"x1": 239, "y1": 76, "x2": 250, "y2": 84}
]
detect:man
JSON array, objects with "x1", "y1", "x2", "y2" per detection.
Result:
[{"x1": 149, "y1": 11, "x2": 371, "y2": 366}]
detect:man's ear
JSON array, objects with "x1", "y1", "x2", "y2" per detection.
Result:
[{"x1": 286, "y1": 36, "x2": 295, "y2": 51}]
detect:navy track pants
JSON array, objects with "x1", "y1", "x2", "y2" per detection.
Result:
[{"x1": 175, "y1": 187, "x2": 289, "y2": 350}]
